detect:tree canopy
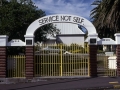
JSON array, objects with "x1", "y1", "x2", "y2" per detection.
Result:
[
  {"x1": 0, "y1": 0, "x2": 59, "y2": 42},
  {"x1": 90, "y1": 0, "x2": 120, "y2": 39}
]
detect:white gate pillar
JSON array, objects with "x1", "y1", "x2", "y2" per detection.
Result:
[{"x1": 88, "y1": 33, "x2": 98, "y2": 77}]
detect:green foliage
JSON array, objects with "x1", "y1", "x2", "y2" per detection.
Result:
[
  {"x1": 0, "y1": 0, "x2": 60, "y2": 55},
  {"x1": 0, "y1": 0, "x2": 59, "y2": 41},
  {"x1": 90, "y1": 0, "x2": 120, "y2": 39},
  {"x1": 7, "y1": 46, "x2": 25, "y2": 55},
  {"x1": 97, "y1": 50, "x2": 104, "y2": 54},
  {"x1": 69, "y1": 43, "x2": 84, "y2": 53}
]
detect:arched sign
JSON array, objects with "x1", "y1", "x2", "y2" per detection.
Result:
[{"x1": 25, "y1": 14, "x2": 96, "y2": 36}]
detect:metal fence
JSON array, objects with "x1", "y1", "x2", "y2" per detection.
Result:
[
  {"x1": 7, "y1": 55, "x2": 25, "y2": 78},
  {"x1": 34, "y1": 43, "x2": 90, "y2": 77},
  {"x1": 6, "y1": 44, "x2": 117, "y2": 77},
  {"x1": 97, "y1": 54, "x2": 117, "y2": 77}
]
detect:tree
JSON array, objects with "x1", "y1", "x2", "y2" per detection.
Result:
[
  {"x1": 90, "y1": 0, "x2": 120, "y2": 39},
  {"x1": 0, "y1": 0, "x2": 59, "y2": 42},
  {"x1": 0, "y1": 0, "x2": 60, "y2": 55}
]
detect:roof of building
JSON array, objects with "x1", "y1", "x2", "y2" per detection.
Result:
[
  {"x1": 54, "y1": 23, "x2": 85, "y2": 34},
  {"x1": 47, "y1": 23, "x2": 85, "y2": 39}
]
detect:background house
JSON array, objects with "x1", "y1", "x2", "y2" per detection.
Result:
[
  {"x1": 43, "y1": 23, "x2": 85, "y2": 45},
  {"x1": 56, "y1": 34, "x2": 84, "y2": 45}
]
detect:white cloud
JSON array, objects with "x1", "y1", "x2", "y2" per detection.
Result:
[{"x1": 33, "y1": 0, "x2": 94, "y2": 19}]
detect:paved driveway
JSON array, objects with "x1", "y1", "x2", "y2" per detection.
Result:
[{"x1": 0, "y1": 77, "x2": 119, "y2": 90}]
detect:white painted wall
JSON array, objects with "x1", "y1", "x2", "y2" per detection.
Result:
[
  {"x1": 56, "y1": 35, "x2": 84, "y2": 45},
  {"x1": 0, "y1": 35, "x2": 8, "y2": 46},
  {"x1": 97, "y1": 38, "x2": 116, "y2": 45},
  {"x1": 108, "y1": 56, "x2": 116, "y2": 69},
  {"x1": 7, "y1": 39, "x2": 25, "y2": 46}
]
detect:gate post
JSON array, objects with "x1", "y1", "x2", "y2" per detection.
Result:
[
  {"x1": 24, "y1": 35, "x2": 34, "y2": 79},
  {"x1": 0, "y1": 35, "x2": 8, "y2": 78},
  {"x1": 88, "y1": 34, "x2": 98, "y2": 77},
  {"x1": 115, "y1": 33, "x2": 120, "y2": 77}
]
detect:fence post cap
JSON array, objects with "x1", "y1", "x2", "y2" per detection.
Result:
[
  {"x1": 88, "y1": 33, "x2": 98, "y2": 45},
  {"x1": 0, "y1": 35, "x2": 9, "y2": 38},
  {"x1": 24, "y1": 35, "x2": 34, "y2": 38},
  {"x1": 115, "y1": 33, "x2": 120, "y2": 44},
  {"x1": 0, "y1": 35, "x2": 9, "y2": 46}
]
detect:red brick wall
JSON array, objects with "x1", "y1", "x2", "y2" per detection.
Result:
[
  {"x1": 89, "y1": 45, "x2": 97, "y2": 77},
  {"x1": 0, "y1": 47, "x2": 6, "y2": 78},
  {"x1": 116, "y1": 45, "x2": 120, "y2": 76},
  {"x1": 25, "y1": 46, "x2": 34, "y2": 79}
]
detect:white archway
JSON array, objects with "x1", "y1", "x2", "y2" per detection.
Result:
[
  {"x1": 24, "y1": 14, "x2": 97, "y2": 46},
  {"x1": 25, "y1": 14, "x2": 96, "y2": 36}
]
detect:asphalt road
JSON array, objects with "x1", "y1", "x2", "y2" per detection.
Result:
[{"x1": 0, "y1": 77, "x2": 119, "y2": 90}]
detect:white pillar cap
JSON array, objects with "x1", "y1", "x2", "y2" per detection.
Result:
[
  {"x1": 114, "y1": 33, "x2": 120, "y2": 44},
  {"x1": 0, "y1": 35, "x2": 9, "y2": 46}
]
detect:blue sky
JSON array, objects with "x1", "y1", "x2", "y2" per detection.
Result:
[{"x1": 33, "y1": 0, "x2": 95, "y2": 20}]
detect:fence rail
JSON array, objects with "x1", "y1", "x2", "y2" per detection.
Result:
[
  {"x1": 7, "y1": 44, "x2": 117, "y2": 78},
  {"x1": 34, "y1": 54, "x2": 89, "y2": 77},
  {"x1": 97, "y1": 54, "x2": 117, "y2": 77},
  {"x1": 7, "y1": 55, "x2": 25, "y2": 78},
  {"x1": 34, "y1": 43, "x2": 90, "y2": 77}
]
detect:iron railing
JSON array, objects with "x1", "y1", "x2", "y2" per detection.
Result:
[
  {"x1": 34, "y1": 44, "x2": 90, "y2": 77},
  {"x1": 97, "y1": 54, "x2": 117, "y2": 77},
  {"x1": 7, "y1": 44, "x2": 117, "y2": 77},
  {"x1": 7, "y1": 55, "x2": 25, "y2": 78}
]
